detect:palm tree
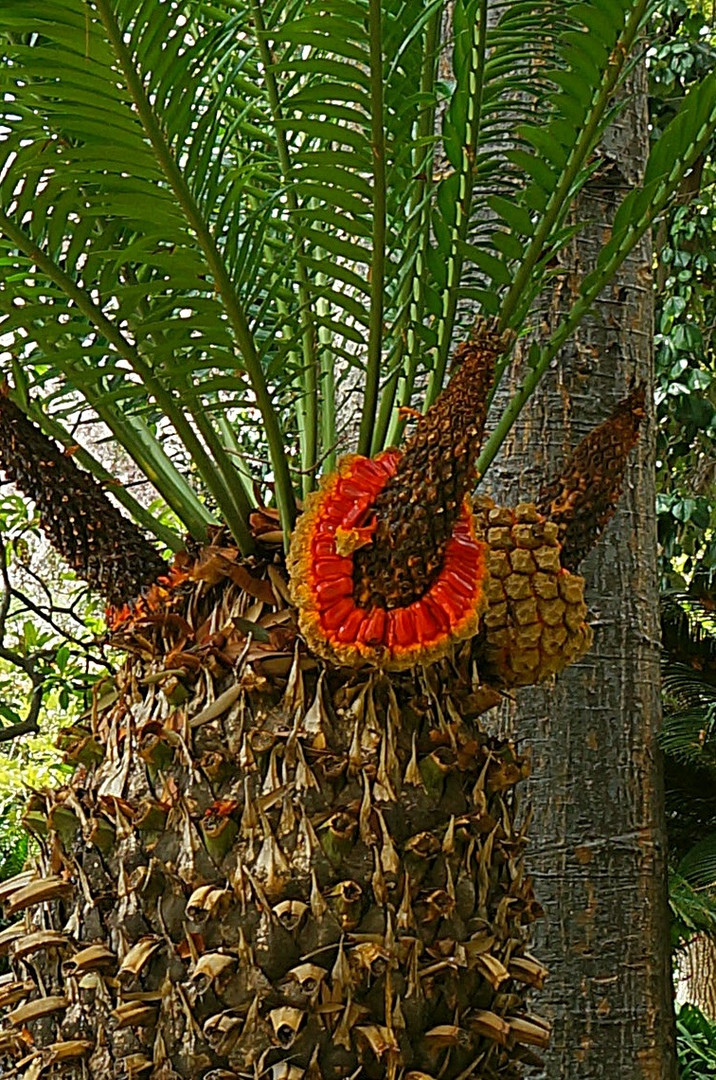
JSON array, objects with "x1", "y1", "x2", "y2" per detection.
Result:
[{"x1": 0, "y1": 1, "x2": 714, "y2": 1077}]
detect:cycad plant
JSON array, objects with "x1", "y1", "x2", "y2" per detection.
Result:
[{"x1": 0, "y1": 2, "x2": 714, "y2": 1077}]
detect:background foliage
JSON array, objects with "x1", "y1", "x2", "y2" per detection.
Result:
[
  {"x1": 650, "y1": 0, "x2": 716, "y2": 585},
  {"x1": 0, "y1": 489, "x2": 111, "y2": 880},
  {"x1": 677, "y1": 1003, "x2": 716, "y2": 1079}
]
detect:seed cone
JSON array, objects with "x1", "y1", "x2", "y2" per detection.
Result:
[
  {"x1": 288, "y1": 453, "x2": 488, "y2": 671},
  {"x1": 0, "y1": 390, "x2": 168, "y2": 608},
  {"x1": 471, "y1": 497, "x2": 593, "y2": 688},
  {"x1": 536, "y1": 386, "x2": 646, "y2": 572},
  {"x1": 288, "y1": 322, "x2": 510, "y2": 670},
  {"x1": 1, "y1": 547, "x2": 549, "y2": 1080},
  {"x1": 354, "y1": 321, "x2": 511, "y2": 609}
]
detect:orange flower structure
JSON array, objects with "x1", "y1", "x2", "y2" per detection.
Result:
[
  {"x1": 288, "y1": 321, "x2": 509, "y2": 670},
  {"x1": 106, "y1": 561, "x2": 189, "y2": 630},
  {"x1": 288, "y1": 451, "x2": 488, "y2": 670}
]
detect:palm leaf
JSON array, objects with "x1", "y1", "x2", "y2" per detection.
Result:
[
  {"x1": 679, "y1": 834, "x2": 716, "y2": 892},
  {"x1": 0, "y1": 0, "x2": 296, "y2": 544},
  {"x1": 2, "y1": 0, "x2": 716, "y2": 551},
  {"x1": 259, "y1": 0, "x2": 445, "y2": 458},
  {"x1": 660, "y1": 692, "x2": 716, "y2": 770},
  {"x1": 669, "y1": 872, "x2": 716, "y2": 943},
  {"x1": 478, "y1": 62, "x2": 716, "y2": 478}
]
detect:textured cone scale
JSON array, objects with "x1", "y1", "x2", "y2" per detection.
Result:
[
  {"x1": 471, "y1": 497, "x2": 593, "y2": 688},
  {"x1": 0, "y1": 391, "x2": 168, "y2": 608},
  {"x1": 536, "y1": 386, "x2": 646, "y2": 573},
  {"x1": 353, "y1": 323, "x2": 510, "y2": 608},
  {"x1": 1, "y1": 548, "x2": 549, "y2": 1080}
]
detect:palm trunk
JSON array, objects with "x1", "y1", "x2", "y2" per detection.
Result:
[{"x1": 483, "y1": 67, "x2": 676, "y2": 1079}]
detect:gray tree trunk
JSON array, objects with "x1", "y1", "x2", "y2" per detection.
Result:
[{"x1": 483, "y1": 65, "x2": 676, "y2": 1079}]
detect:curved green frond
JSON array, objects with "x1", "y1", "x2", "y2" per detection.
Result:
[
  {"x1": 0, "y1": 0, "x2": 297, "y2": 544},
  {"x1": 679, "y1": 834, "x2": 716, "y2": 891},
  {"x1": 669, "y1": 872, "x2": 716, "y2": 942},
  {"x1": 477, "y1": 63, "x2": 716, "y2": 479},
  {"x1": 2, "y1": 0, "x2": 715, "y2": 553},
  {"x1": 660, "y1": 694, "x2": 716, "y2": 770}
]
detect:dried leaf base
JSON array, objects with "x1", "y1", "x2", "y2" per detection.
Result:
[{"x1": 0, "y1": 553, "x2": 548, "y2": 1080}]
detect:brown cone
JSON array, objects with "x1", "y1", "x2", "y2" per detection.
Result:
[
  {"x1": 472, "y1": 497, "x2": 593, "y2": 687},
  {"x1": 354, "y1": 320, "x2": 510, "y2": 609},
  {"x1": 0, "y1": 391, "x2": 168, "y2": 608},
  {"x1": 536, "y1": 386, "x2": 646, "y2": 572}
]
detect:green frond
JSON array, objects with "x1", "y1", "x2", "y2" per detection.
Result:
[
  {"x1": 669, "y1": 872, "x2": 716, "y2": 943},
  {"x1": 679, "y1": 834, "x2": 716, "y2": 892},
  {"x1": 663, "y1": 588, "x2": 716, "y2": 659},
  {"x1": 0, "y1": 0, "x2": 300, "y2": 544},
  {"x1": 2, "y1": 0, "x2": 716, "y2": 555},
  {"x1": 660, "y1": 693, "x2": 716, "y2": 770},
  {"x1": 477, "y1": 60, "x2": 716, "y2": 478}
]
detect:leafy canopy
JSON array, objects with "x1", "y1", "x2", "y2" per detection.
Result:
[{"x1": 0, "y1": 0, "x2": 715, "y2": 548}]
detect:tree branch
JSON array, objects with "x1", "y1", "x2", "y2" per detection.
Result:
[{"x1": 0, "y1": 682, "x2": 43, "y2": 743}]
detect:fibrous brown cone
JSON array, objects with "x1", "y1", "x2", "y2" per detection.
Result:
[
  {"x1": 353, "y1": 321, "x2": 510, "y2": 609},
  {"x1": 536, "y1": 386, "x2": 646, "y2": 572},
  {"x1": 0, "y1": 546, "x2": 549, "y2": 1080},
  {"x1": 471, "y1": 497, "x2": 593, "y2": 687},
  {"x1": 0, "y1": 391, "x2": 168, "y2": 607}
]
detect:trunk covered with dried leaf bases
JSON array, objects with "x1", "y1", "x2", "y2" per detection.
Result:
[{"x1": 0, "y1": 335, "x2": 644, "y2": 1080}]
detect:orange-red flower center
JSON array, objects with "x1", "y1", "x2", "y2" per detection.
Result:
[{"x1": 306, "y1": 452, "x2": 485, "y2": 662}]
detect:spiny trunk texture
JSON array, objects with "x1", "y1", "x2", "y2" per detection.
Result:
[
  {"x1": 0, "y1": 392, "x2": 168, "y2": 608},
  {"x1": 0, "y1": 549, "x2": 549, "y2": 1080},
  {"x1": 483, "y1": 68, "x2": 675, "y2": 1080}
]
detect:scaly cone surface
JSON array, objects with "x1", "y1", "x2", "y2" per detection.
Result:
[
  {"x1": 0, "y1": 389, "x2": 168, "y2": 608},
  {"x1": 353, "y1": 324, "x2": 511, "y2": 608},
  {"x1": 0, "y1": 546, "x2": 550, "y2": 1080},
  {"x1": 472, "y1": 388, "x2": 645, "y2": 688},
  {"x1": 535, "y1": 386, "x2": 646, "y2": 573},
  {"x1": 289, "y1": 322, "x2": 510, "y2": 670},
  {"x1": 471, "y1": 499, "x2": 593, "y2": 688}
]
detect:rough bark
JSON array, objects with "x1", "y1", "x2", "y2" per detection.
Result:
[
  {"x1": 676, "y1": 936, "x2": 716, "y2": 1020},
  {"x1": 482, "y1": 66, "x2": 676, "y2": 1080}
]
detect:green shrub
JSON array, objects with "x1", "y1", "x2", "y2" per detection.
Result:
[{"x1": 677, "y1": 1004, "x2": 716, "y2": 1078}]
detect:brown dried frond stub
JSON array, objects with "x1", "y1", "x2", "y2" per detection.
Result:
[
  {"x1": 536, "y1": 386, "x2": 646, "y2": 572},
  {"x1": 353, "y1": 319, "x2": 511, "y2": 609},
  {"x1": 0, "y1": 544, "x2": 548, "y2": 1079},
  {"x1": 0, "y1": 390, "x2": 168, "y2": 608}
]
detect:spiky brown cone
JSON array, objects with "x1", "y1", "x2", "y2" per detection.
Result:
[
  {"x1": 0, "y1": 548, "x2": 550, "y2": 1080},
  {"x1": 536, "y1": 386, "x2": 646, "y2": 572},
  {"x1": 0, "y1": 391, "x2": 168, "y2": 607},
  {"x1": 353, "y1": 321, "x2": 511, "y2": 608},
  {"x1": 472, "y1": 498, "x2": 593, "y2": 687}
]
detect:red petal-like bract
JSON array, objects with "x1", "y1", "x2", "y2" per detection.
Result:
[{"x1": 288, "y1": 453, "x2": 488, "y2": 670}]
